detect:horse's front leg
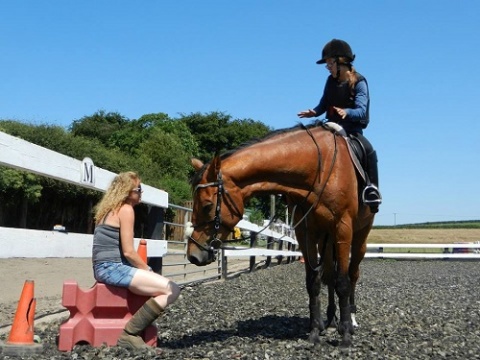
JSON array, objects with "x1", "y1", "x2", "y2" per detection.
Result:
[
  {"x1": 335, "y1": 243, "x2": 355, "y2": 348},
  {"x1": 305, "y1": 261, "x2": 324, "y2": 343},
  {"x1": 322, "y1": 238, "x2": 338, "y2": 331},
  {"x1": 348, "y1": 267, "x2": 360, "y2": 329},
  {"x1": 336, "y1": 272, "x2": 354, "y2": 347}
]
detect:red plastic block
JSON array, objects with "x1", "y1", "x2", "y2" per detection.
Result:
[{"x1": 58, "y1": 280, "x2": 157, "y2": 351}]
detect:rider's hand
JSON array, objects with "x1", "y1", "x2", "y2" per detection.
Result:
[
  {"x1": 297, "y1": 109, "x2": 316, "y2": 118},
  {"x1": 333, "y1": 107, "x2": 347, "y2": 119}
]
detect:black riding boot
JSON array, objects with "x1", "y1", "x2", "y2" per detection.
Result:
[{"x1": 362, "y1": 150, "x2": 382, "y2": 213}]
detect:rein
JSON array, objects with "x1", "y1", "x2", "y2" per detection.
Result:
[
  {"x1": 291, "y1": 126, "x2": 339, "y2": 273},
  {"x1": 290, "y1": 125, "x2": 338, "y2": 229}
]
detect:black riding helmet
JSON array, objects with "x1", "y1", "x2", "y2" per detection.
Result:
[{"x1": 316, "y1": 39, "x2": 355, "y2": 65}]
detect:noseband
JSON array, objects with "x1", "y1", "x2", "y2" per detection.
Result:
[{"x1": 189, "y1": 171, "x2": 232, "y2": 257}]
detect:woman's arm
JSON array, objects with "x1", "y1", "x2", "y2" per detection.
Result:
[
  {"x1": 118, "y1": 204, "x2": 150, "y2": 270},
  {"x1": 344, "y1": 80, "x2": 368, "y2": 121}
]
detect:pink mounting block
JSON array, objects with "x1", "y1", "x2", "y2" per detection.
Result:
[{"x1": 58, "y1": 280, "x2": 157, "y2": 351}]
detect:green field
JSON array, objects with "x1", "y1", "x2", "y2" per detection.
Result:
[{"x1": 374, "y1": 220, "x2": 480, "y2": 230}]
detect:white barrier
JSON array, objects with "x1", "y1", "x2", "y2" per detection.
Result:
[
  {"x1": 236, "y1": 219, "x2": 298, "y2": 245},
  {"x1": 0, "y1": 226, "x2": 167, "y2": 258},
  {"x1": 0, "y1": 130, "x2": 170, "y2": 259},
  {"x1": 365, "y1": 242, "x2": 480, "y2": 260},
  {"x1": 0, "y1": 131, "x2": 168, "y2": 208},
  {"x1": 223, "y1": 247, "x2": 302, "y2": 258},
  {"x1": 365, "y1": 253, "x2": 480, "y2": 259},
  {"x1": 3, "y1": 227, "x2": 477, "y2": 261}
]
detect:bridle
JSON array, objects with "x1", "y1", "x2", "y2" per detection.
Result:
[{"x1": 189, "y1": 170, "x2": 238, "y2": 258}]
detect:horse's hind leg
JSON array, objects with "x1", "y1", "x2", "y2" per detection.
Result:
[
  {"x1": 334, "y1": 227, "x2": 355, "y2": 348},
  {"x1": 321, "y1": 237, "x2": 337, "y2": 331}
]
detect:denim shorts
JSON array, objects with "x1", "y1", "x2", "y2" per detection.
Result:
[{"x1": 93, "y1": 262, "x2": 137, "y2": 288}]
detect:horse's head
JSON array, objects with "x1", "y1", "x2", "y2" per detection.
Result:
[{"x1": 187, "y1": 155, "x2": 244, "y2": 266}]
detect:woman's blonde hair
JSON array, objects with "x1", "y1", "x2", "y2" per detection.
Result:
[
  {"x1": 337, "y1": 56, "x2": 358, "y2": 91},
  {"x1": 337, "y1": 57, "x2": 358, "y2": 91},
  {"x1": 94, "y1": 171, "x2": 140, "y2": 224}
]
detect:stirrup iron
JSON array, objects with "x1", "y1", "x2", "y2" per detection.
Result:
[{"x1": 362, "y1": 184, "x2": 382, "y2": 205}]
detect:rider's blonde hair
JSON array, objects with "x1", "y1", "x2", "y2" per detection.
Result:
[
  {"x1": 338, "y1": 56, "x2": 359, "y2": 94},
  {"x1": 94, "y1": 171, "x2": 140, "y2": 225}
]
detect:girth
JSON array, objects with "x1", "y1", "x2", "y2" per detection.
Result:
[{"x1": 321, "y1": 122, "x2": 368, "y2": 184}]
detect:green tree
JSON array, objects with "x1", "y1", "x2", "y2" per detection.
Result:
[
  {"x1": 178, "y1": 112, "x2": 231, "y2": 162},
  {"x1": 221, "y1": 118, "x2": 272, "y2": 149},
  {"x1": 138, "y1": 129, "x2": 192, "y2": 181},
  {"x1": 136, "y1": 113, "x2": 198, "y2": 158},
  {"x1": 70, "y1": 110, "x2": 130, "y2": 149},
  {"x1": 179, "y1": 111, "x2": 271, "y2": 162}
]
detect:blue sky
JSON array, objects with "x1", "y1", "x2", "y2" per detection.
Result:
[{"x1": 1, "y1": 1, "x2": 479, "y2": 226}]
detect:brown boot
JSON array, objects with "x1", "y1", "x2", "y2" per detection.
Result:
[{"x1": 117, "y1": 298, "x2": 164, "y2": 349}]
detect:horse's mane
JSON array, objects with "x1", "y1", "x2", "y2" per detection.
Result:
[
  {"x1": 221, "y1": 122, "x2": 318, "y2": 159},
  {"x1": 190, "y1": 121, "x2": 323, "y2": 188}
]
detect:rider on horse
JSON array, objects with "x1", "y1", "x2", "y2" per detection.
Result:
[{"x1": 298, "y1": 39, "x2": 382, "y2": 213}]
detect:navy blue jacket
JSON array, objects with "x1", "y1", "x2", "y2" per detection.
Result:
[{"x1": 313, "y1": 73, "x2": 370, "y2": 134}]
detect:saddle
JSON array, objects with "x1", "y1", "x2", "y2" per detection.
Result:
[{"x1": 322, "y1": 122, "x2": 369, "y2": 184}]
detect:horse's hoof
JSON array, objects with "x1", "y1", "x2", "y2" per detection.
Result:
[
  {"x1": 308, "y1": 330, "x2": 322, "y2": 344},
  {"x1": 339, "y1": 334, "x2": 352, "y2": 349}
]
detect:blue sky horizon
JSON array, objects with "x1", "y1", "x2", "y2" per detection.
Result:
[{"x1": 1, "y1": 1, "x2": 479, "y2": 226}]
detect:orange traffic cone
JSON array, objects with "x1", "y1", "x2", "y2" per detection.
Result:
[
  {"x1": 0, "y1": 280, "x2": 43, "y2": 356},
  {"x1": 137, "y1": 239, "x2": 148, "y2": 263}
]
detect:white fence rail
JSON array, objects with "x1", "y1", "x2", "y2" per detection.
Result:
[
  {"x1": 365, "y1": 242, "x2": 480, "y2": 260},
  {"x1": 0, "y1": 226, "x2": 167, "y2": 259},
  {"x1": 0, "y1": 131, "x2": 168, "y2": 208}
]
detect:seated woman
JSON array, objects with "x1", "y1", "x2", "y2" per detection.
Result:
[{"x1": 92, "y1": 171, "x2": 181, "y2": 349}]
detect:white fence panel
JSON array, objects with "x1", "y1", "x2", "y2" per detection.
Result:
[
  {"x1": 365, "y1": 242, "x2": 480, "y2": 260},
  {"x1": 0, "y1": 226, "x2": 167, "y2": 258},
  {"x1": 223, "y1": 246, "x2": 302, "y2": 258},
  {"x1": 0, "y1": 131, "x2": 168, "y2": 208},
  {"x1": 236, "y1": 219, "x2": 297, "y2": 245},
  {"x1": 365, "y1": 252, "x2": 480, "y2": 259}
]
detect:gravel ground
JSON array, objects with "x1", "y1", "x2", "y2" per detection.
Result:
[{"x1": 1, "y1": 260, "x2": 480, "y2": 359}]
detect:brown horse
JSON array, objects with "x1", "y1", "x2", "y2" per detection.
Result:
[{"x1": 187, "y1": 124, "x2": 375, "y2": 347}]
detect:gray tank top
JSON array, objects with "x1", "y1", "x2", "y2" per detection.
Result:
[{"x1": 92, "y1": 222, "x2": 124, "y2": 265}]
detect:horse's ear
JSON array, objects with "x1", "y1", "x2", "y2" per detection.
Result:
[{"x1": 191, "y1": 158, "x2": 204, "y2": 171}]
